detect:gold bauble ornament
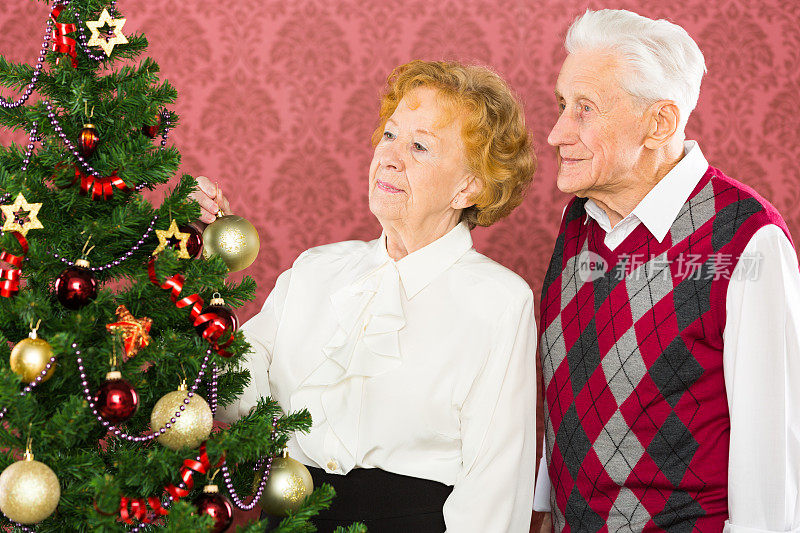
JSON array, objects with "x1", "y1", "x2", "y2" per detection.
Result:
[
  {"x1": 150, "y1": 382, "x2": 213, "y2": 450},
  {"x1": 10, "y1": 328, "x2": 55, "y2": 383},
  {"x1": 202, "y1": 213, "x2": 260, "y2": 272},
  {"x1": 258, "y1": 450, "x2": 314, "y2": 516},
  {"x1": 0, "y1": 451, "x2": 60, "y2": 524}
]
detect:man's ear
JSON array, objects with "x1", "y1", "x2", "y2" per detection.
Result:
[
  {"x1": 452, "y1": 174, "x2": 482, "y2": 210},
  {"x1": 644, "y1": 100, "x2": 680, "y2": 150}
]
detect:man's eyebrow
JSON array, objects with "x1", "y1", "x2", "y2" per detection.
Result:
[{"x1": 555, "y1": 88, "x2": 600, "y2": 104}]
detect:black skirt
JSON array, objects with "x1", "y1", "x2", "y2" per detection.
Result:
[{"x1": 262, "y1": 466, "x2": 453, "y2": 532}]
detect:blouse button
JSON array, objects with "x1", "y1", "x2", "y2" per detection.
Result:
[{"x1": 326, "y1": 459, "x2": 338, "y2": 471}]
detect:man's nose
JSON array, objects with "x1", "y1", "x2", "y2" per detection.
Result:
[{"x1": 548, "y1": 110, "x2": 575, "y2": 147}]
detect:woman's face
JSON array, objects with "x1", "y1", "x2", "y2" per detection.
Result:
[{"x1": 369, "y1": 87, "x2": 475, "y2": 233}]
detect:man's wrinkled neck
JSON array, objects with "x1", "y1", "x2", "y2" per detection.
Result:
[{"x1": 588, "y1": 139, "x2": 685, "y2": 228}]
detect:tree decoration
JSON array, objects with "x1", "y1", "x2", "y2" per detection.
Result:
[
  {"x1": 0, "y1": 232, "x2": 29, "y2": 298},
  {"x1": 0, "y1": 437, "x2": 60, "y2": 524},
  {"x1": 151, "y1": 381, "x2": 213, "y2": 450},
  {"x1": 94, "y1": 367, "x2": 139, "y2": 424},
  {"x1": 148, "y1": 256, "x2": 234, "y2": 357},
  {"x1": 50, "y1": 4, "x2": 77, "y2": 68},
  {"x1": 77, "y1": 123, "x2": 100, "y2": 157},
  {"x1": 43, "y1": 99, "x2": 144, "y2": 198},
  {"x1": 55, "y1": 258, "x2": 98, "y2": 309},
  {"x1": 0, "y1": 193, "x2": 43, "y2": 236},
  {"x1": 180, "y1": 222, "x2": 203, "y2": 259},
  {"x1": 10, "y1": 321, "x2": 56, "y2": 384},
  {"x1": 106, "y1": 305, "x2": 152, "y2": 360},
  {"x1": 111, "y1": 442, "x2": 224, "y2": 525},
  {"x1": 142, "y1": 113, "x2": 160, "y2": 138},
  {"x1": 152, "y1": 219, "x2": 191, "y2": 259},
  {"x1": 202, "y1": 213, "x2": 260, "y2": 272},
  {"x1": 85, "y1": 8, "x2": 128, "y2": 57},
  {"x1": 195, "y1": 293, "x2": 238, "y2": 339},
  {"x1": 193, "y1": 484, "x2": 234, "y2": 533},
  {"x1": 258, "y1": 449, "x2": 314, "y2": 516}
]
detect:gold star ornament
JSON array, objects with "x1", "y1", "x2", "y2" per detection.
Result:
[
  {"x1": 1, "y1": 193, "x2": 44, "y2": 236},
  {"x1": 86, "y1": 8, "x2": 128, "y2": 57},
  {"x1": 152, "y1": 219, "x2": 191, "y2": 258}
]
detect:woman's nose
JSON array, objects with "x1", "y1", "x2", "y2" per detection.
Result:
[{"x1": 381, "y1": 140, "x2": 405, "y2": 171}]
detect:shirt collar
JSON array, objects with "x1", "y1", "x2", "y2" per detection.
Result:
[
  {"x1": 373, "y1": 221, "x2": 473, "y2": 299},
  {"x1": 584, "y1": 140, "x2": 709, "y2": 242}
]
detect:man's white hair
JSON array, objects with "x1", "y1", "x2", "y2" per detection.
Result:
[{"x1": 565, "y1": 9, "x2": 706, "y2": 130}]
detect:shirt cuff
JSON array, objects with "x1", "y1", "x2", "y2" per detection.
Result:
[
  {"x1": 533, "y1": 455, "x2": 551, "y2": 512},
  {"x1": 724, "y1": 521, "x2": 800, "y2": 533}
]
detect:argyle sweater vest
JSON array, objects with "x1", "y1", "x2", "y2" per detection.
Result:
[{"x1": 539, "y1": 167, "x2": 792, "y2": 532}]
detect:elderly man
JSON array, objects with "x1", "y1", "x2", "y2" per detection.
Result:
[{"x1": 534, "y1": 8, "x2": 799, "y2": 532}]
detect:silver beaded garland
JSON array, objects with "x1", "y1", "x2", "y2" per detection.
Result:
[
  {"x1": 73, "y1": 345, "x2": 217, "y2": 443},
  {"x1": 49, "y1": 215, "x2": 160, "y2": 272},
  {"x1": 220, "y1": 417, "x2": 279, "y2": 510},
  {"x1": 0, "y1": 22, "x2": 51, "y2": 109}
]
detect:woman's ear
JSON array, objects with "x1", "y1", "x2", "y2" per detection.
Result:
[{"x1": 451, "y1": 175, "x2": 482, "y2": 210}]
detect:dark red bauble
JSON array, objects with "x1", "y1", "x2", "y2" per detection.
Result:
[
  {"x1": 194, "y1": 487, "x2": 233, "y2": 533},
  {"x1": 195, "y1": 302, "x2": 238, "y2": 338},
  {"x1": 54, "y1": 263, "x2": 97, "y2": 309},
  {"x1": 141, "y1": 115, "x2": 160, "y2": 138},
  {"x1": 77, "y1": 123, "x2": 100, "y2": 157},
  {"x1": 94, "y1": 371, "x2": 139, "y2": 424},
  {"x1": 179, "y1": 223, "x2": 203, "y2": 259}
]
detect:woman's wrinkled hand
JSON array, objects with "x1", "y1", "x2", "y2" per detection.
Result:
[{"x1": 190, "y1": 175, "x2": 233, "y2": 224}]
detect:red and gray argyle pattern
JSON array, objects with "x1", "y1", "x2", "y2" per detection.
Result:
[{"x1": 539, "y1": 167, "x2": 791, "y2": 532}]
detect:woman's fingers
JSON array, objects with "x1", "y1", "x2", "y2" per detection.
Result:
[
  {"x1": 191, "y1": 176, "x2": 221, "y2": 223},
  {"x1": 191, "y1": 175, "x2": 233, "y2": 222},
  {"x1": 215, "y1": 188, "x2": 232, "y2": 215},
  {"x1": 195, "y1": 195, "x2": 220, "y2": 223},
  {"x1": 195, "y1": 175, "x2": 217, "y2": 199}
]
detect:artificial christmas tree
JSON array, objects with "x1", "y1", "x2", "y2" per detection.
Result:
[{"x1": 0, "y1": 1, "x2": 364, "y2": 531}]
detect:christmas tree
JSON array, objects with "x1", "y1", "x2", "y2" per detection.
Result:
[{"x1": 0, "y1": 1, "x2": 361, "y2": 531}]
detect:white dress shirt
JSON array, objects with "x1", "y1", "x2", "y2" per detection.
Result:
[
  {"x1": 533, "y1": 141, "x2": 800, "y2": 532},
  {"x1": 219, "y1": 222, "x2": 538, "y2": 532}
]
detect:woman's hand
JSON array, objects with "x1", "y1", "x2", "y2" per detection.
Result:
[{"x1": 190, "y1": 175, "x2": 233, "y2": 224}]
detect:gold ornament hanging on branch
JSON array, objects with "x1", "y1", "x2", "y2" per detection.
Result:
[
  {"x1": 152, "y1": 219, "x2": 191, "y2": 259},
  {"x1": 0, "y1": 193, "x2": 43, "y2": 236},
  {"x1": 10, "y1": 321, "x2": 55, "y2": 383},
  {"x1": 202, "y1": 211, "x2": 260, "y2": 272},
  {"x1": 258, "y1": 449, "x2": 314, "y2": 516},
  {"x1": 85, "y1": 8, "x2": 128, "y2": 57},
  {"x1": 0, "y1": 435, "x2": 60, "y2": 524},
  {"x1": 150, "y1": 381, "x2": 213, "y2": 450}
]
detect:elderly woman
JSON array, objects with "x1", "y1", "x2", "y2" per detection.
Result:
[{"x1": 195, "y1": 60, "x2": 537, "y2": 532}]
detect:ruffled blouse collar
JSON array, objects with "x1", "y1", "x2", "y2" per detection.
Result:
[{"x1": 290, "y1": 222, "x2": 473, "y2": 471}]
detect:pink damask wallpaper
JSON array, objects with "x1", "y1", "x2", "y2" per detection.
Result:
[{"x1": 2, "y1": 0, "x2": 799, "y2": 529}]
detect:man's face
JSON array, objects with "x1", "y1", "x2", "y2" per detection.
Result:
[{"x1": 547, "y1": 49, "x2": 648, "y2": 198}]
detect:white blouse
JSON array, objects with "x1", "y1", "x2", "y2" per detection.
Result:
[{"x1": 218, "y1": 222, "x2": 538, "y2": 532}]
